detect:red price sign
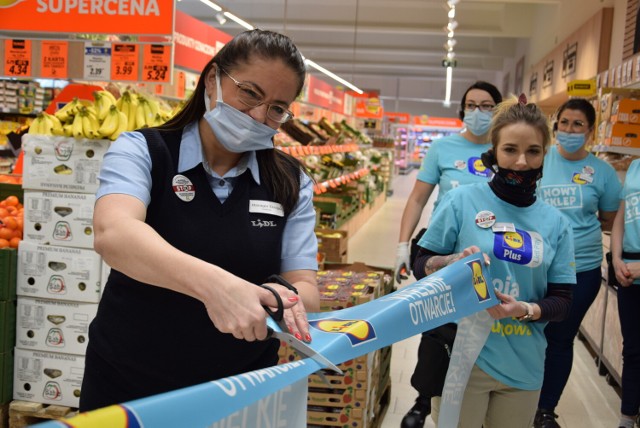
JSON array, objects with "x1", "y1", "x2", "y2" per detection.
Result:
[
  {"x1": 111, "y1": 44, "x2": 139, "y2": 81},
  {"x1": 4, "y1": 39, "x2": 32, "y2": 77},
  {"x1": 142, "y1": 44, "x2": 171, "y2": 83},
  {"x1": 40, "y1": 41, "x2": 68, "y2": 78}
]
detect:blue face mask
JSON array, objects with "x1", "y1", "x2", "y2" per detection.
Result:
[
  {"x1": 556, "y1": 131, "x2": 586, "y2": 153},
  {"x1": 463, "y1": 109, "x2": 493, "y2": 136},
  {"x1": 203, "y1": 68, "x2": 277, "y2": 153}
]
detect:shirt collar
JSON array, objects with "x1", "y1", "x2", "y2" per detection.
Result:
[{"x1": 179, "y1": 122, "x2": 261, "y2": 184}]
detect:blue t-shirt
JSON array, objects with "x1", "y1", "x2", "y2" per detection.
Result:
[
  {"x1": 538, "y1": 146, "x2": 621, "y2": 272},
  {"x1": 96, "y1": 123, "x2": 318, "y2": 273},
  {"x1": 622, "y1": 158, "x2": 640, "y2": 285},
  {"x1": 416, "y1": 134, "x2": 492, "y2": 209},
  {"x1": 419, "y1": 183, "x2": 576, "y2": 390}
]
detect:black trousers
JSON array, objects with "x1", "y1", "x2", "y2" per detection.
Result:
[{"x1": 410, "y1": 323, "x2": 457, "y2": 398}]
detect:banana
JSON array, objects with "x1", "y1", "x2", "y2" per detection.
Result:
[
  {"x1": 98, "y1": 105, "x2": 119, "y2": 138},
  {"x1": 63, "y1": 123, "x2": 73, "y2": 137},
  {"x1": 87, "y1": 111, "x2": 101, "y2": 139},
  {"x1": 54, "y1": 98, "x2": 79, "y2": 123},
  {"x1": 45, "y1": 113, "x2": 65, "y2": 136},
  {"x1": 72, "y1": 111, "x2": 84, "y2": 138},
  {"x1": 146, "y1": 97, "x2": 159, "y2": 118},
  {"x1": 28, "y1": 116, "x2": 42, "y2": 134},
  {"x1": 39, "y1": 114, "x2": 54, "y2": 136},
  {"x1": 99, "y1": 90, "x2": 118, "y2": 106},
  {"x1": 94, "y1": 90, "x2": 117, "y2": 121},
  {"x1": 110, "y1": 110, "x2": 128, "y2": 140},
  {"x1": 141, "y1": 101, "x2": 154, "y2": 127},
  {"x1": 135, "y1": 100, "x2": 147, "y2": 129}
]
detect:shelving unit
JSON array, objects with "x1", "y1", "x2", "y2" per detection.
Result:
[{"x1": 591, "y1": 144, "x2": 640, "y2": 156}]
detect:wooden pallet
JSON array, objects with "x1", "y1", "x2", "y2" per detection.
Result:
[
  {"x1": 9, "y1": 401, "x2": 77, "y2": 428},
  {"x1": 369, "y1": 382, "x2": 391, "y2": 428}
]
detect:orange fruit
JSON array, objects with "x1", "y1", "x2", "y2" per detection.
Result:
[
  {"x1": 5, "y1": 196, "x2": 19, "y2": 207},
  {"x1": 0, "y1": 208, "x2": 9, "y2": 219},
  {"x1": 9, "y1": 237, "x2": 20, "y2": 248},
  {"x1": 2, "y1": 217, "x2": 17, "y2": 230},
  {"x1": 0, "y1": 228, "x2": 12, "y2": 241},
  {"x1": 0, "y1": 239, "x2": 10, "y2": 249}
]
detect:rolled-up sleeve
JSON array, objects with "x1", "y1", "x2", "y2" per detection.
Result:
[{"x1": 281, "y1": 173, "x2": 319, "y2": 272}]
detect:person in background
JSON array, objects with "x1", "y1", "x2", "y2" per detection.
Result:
[
  {"x1": 414, "y1": 96, "x2": 576, "y2": 428},
  {"x1": 395, "y1": 81, "x2": 502, "y2": 428},
  {"x1": 80, "y1": 30, "x2": 320, "y2": 411},
  {"x1": 611, "y1": 158, "x2": 640, "y2": 428},
  {"x1": 533, "y1": 98, "x2": 622, "y2": 427}
]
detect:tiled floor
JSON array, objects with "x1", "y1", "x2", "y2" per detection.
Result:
[{"x1": 347, "y1": 170, "x2": 622, "y2": 428}]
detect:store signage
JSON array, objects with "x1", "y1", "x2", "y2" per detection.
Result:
[
  {"x1": 111, "y1": 44, "x2": 139, "y2": 81},
  {"x1": 174, "y1": 10, "x2": 232, "y2": 72},
  {"x1": 4, "y1": 39, "x2": 32, "y2": 77},
  {"x1": 83, "y1": 42, "x2": 111, "y2": 81},
  {"x1": 40, "y1": 41, "x2": 68, "y2": 79},
  {"x1": 305, "y1": 75, "x2": 345, "y2": 115},
  {"x1": 567, "y1": 79, "x2": 596, "y2": 97},
  {"x1": 142, "y1": 44, "x2": 171, "y2": 83},
  {"x1": 384, "y1": 112, "x2": 411, "y2": 124},
  {"x1": 0, "y1": 0, "x2": 175, "y2": 36},
  {"x1": 354, "y1": 92, "x2": 383, "y2": 119},
  {"x1": 413, "y1": 116, "x2": 463, "y2": 128}
]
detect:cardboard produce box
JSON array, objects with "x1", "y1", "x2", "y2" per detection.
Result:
[
  {"x1": 315, "y1": 229, "x2": 348, "y2": 263},
  {"x1": 307, "y1": 405, "x2": 367, "y2": 428},
  {"x1": 22, "y1": 135, "x2": 110, "y2": 194},
  {"x1": 17, "y1": 241, "x2": 102, "y2": 303},
  {"x1": 610, "y1": 98, "x2": 640, "y2": 124},
  {"x1": 603, "y1": 122, "x2": 640, "y2": 148},
  {"x1": 16, "y1": 297, "x2": 97, "y2": 356},
  {"x1": 308, "y1": 386, "x2": 368, "y2": 408},
  {"x1": 24, "y1": 191, "x2": 95, "y2": 250},
  {"x1": 13, "y1": 348, "x2": 84, "y2": 408}
]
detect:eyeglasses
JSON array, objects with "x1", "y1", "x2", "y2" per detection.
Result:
[
  {"x1": 464, "y1": 102, "x2": 495, "y2": 112},
  {"x1": 221, "y1": 68, "x2": 294, "y2": 123},
  {"x1": 558, "y1": 118, "x2": 586, "y2": 129}
]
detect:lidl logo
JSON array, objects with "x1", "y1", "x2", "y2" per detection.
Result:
[
  {"x1": 494, "y1": 229, "x2": 535, "y2": 265},
  {"x1": 309, "y1": 318, "x2": 377, "y2": 346},
  {"x1": 465, "y1": 259, "x2": 490, "y2": 302},
  {"x1": 61, "y1": 404, "x2": 142, "y2": 428},
  {"x1": 468, "y1": 157, "x2": 491, "y2": 177},
  {"x1": 571, "y1": 173, "x2": 587, "y2": 185}
]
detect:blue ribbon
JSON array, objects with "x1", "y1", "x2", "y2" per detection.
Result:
[{"x1": 35, "y1": 254, "x2": 496, "y2": 428}]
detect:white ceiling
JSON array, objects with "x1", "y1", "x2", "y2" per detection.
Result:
[{"x1": 176, "y1": 0, "x2": 566, "y2": 117}]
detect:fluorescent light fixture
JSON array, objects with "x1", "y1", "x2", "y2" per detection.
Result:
[
  {"x1": 199, "y1": 0, "x2": 222, "y2": 12},
  {"x1": 215, "y1": 12, "x2": 227, "y2": 25},
  {"x1": 446, "y1": 39, "x2": 457, "y2": 49},
  {"x1": 446, "y1": 20, "x2": 458, "y2": 31},
  {"x1": 448, "y1": 7, "x2": 456, "y2": 18},
  {"x1": 223, "y1": 11, "x2": 254, "y2": 30},
  {"x1": 447, "y1": 0, "x2": 460, "y2": 6},
  {"x1": 447, "y1": 51, "x2": 455, "y2": 59},
  {"x1": 305, "y1": 59, "x2": 364, "y2": 94},
  {"x1": 444, "y1": 66, "x2": 452, "y2": 105},
  {"x1": 447, "y1": 30, "x2": 454, "y2": 38}
]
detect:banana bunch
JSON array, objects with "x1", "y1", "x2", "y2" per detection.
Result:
[
  {"x1": 70, "y1": 106, "x2": 101, "y2": 139},
  {"x1": 93, "y1": 90, "x2": 118, "y2": 121},
  {"x1": 28, "y1": 112, "x2": 65, "y2": 136},
  {"x1": 116, "y1": 91, "x2": 140, "y2": 132},
  {"x1": 53, "y1": 98, "x2": 82, "y2": 123},
  {"x1": 97, "y1": 105, "x2": 128, "y2": 140},
  {"x1": 135, "y1": 94, "x2": 161, "y2": 129}
]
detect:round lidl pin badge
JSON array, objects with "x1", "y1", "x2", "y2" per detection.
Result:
[
  {"x1": 172, "y1": 174, "x2": 195, "y2": 202},
  {"x1": 475, "y1": 210, "x2": 496, "y2": 229}
]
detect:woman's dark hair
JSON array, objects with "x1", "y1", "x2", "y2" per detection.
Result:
[
  {"x1": 489, "y1": 96, "x2": 552, "y2": 153},
  {"x1": 458, "y1": 81, "x2": 503, "y2": 120},
  {"x1": 157, "y1": 29, "x2": 309, "y2": 215},
  {"x1": 554, "y1": 98, "x2": 596, "y2": 130}
]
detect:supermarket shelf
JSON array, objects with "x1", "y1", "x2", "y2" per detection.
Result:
[
  {"x1": 313, "y1": 166, "x2": 378, "y2": 195},
  {"x1": 278, "y1": 143, "x2": 360, "y2": 158},
  {"x1": 591, "y1": 144, "x2": 640, "y2": 156}
]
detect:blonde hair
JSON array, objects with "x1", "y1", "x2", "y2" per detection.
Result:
[{"x1": 488, "y1": 96, "x2": 552, "y2": 152}]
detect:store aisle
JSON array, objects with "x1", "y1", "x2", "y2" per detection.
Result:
[{"x1": 347, "y1": 170, "x2": 621, "y2": 428}]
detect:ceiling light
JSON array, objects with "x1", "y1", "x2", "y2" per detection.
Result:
[
  {"x1": 447, "y1": 51, "x2": 455, "y2": 59},
  {"x1": 223, "y1": 11, "x2": 254, "y2": 30},
  {"x1": 447, "y1": 30, "x2": 454, "y2": 38},
  {"x1": 199, "y1": 0, "x2": 222, "y2": 12},
  {"x1": 444, "y1": 65, "x2": 453, "y2": 105},
  {"x1": 446, "y1": 20, "x2": 458, "y2": 31},
  {"x1": 446, "y1": 39, "x2": 457, "y2": 49},
  {"x1": 305, "y1": 59, "x2": 364, "y2": 94},
  {"x1": 215, "y1": 12, "x2": 227, "y2": 25},
  {"x1": 447, "y1": 0, "x2": 460, "y2": 6},
  {"x1": 448, "y1": 7, "x2": 456, "y2": 19}
]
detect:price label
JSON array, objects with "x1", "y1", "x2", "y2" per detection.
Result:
[
  {"x1": 111, "y1": 44, "x2": 138, "y2": 81},
  {"x1": 4, "y1": 39, "x2": 32, "y2": 77},
  {"x1": 83, "y1": 42, "x2": 111, "y2": 81},
  {"x1": 41, "y1": 41, "x2": 68, "y2": 79},
  {"x1": 142, "y1": 44, "x2": 171, "y2": 83}
]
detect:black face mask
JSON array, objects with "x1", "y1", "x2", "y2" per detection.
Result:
[{"x1": 481, "y1": 150, "x2": 543, "y2": 207}]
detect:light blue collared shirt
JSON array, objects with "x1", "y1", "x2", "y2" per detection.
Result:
[{"x1": 96, "y1": 123, "x2": 318, "y2": 272}]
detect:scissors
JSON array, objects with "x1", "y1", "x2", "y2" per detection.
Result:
[{"x1": 261, "y1": 275, "x2": 343, "y2": 375}]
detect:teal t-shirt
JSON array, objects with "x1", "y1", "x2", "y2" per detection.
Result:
[
  {"x1": 416, "y1": 134, "x2": 492, "y2": 209},
  {"x1": 538, "y1": 146, "x2": 621, "y2": 272},
  {"x1": 622, "y1": 158, "x2": 640, "y2": 285},
  {"x1": 419, "y1": 183, "x2": 576, "y2": 390}
]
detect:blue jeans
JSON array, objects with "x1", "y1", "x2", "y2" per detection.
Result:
[
  {"x1": 537, "y1": 267, "x2": 601, "y2": 411},
  {"x1": 619, "y1": 284, "x2": 640, "y2": 417}
]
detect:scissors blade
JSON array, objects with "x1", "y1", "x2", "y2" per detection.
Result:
[{"x1": 272, "y1": 331, "x2": 343, "y2": 375}]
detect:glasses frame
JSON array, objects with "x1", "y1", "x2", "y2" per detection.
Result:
[
  {"x1": 220, "y1": 68, "x2": 294, "y2": 124},
  {"x1": 464, "y1": 102, "x2": 496, "y2": 112}
]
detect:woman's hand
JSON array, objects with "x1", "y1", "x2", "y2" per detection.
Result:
[
  {"x1": 202, "y1": 276, "x2": 300, "y2": 342},
  {"x1": 487, "y1": 290, "x2": 529, "y2": 320},
  {"x1": 614, "y1": 258, "x2": 635, "y2": 287},
  {"x1": 261, "y1": 281, "x2": 311, "y2": 343}
]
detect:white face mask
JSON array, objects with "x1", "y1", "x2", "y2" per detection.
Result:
[{"x1": 203, "y1": 68, "x2": 277, "y2": 153}]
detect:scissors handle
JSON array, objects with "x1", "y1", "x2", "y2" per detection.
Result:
[
  {"x1": 266, "y1": 274, "x2": 299, "y2": 295},
  {"x1": 260, "y1": 284, "x2": 283, "y2": 322}
]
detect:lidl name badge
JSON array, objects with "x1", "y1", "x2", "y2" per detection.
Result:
[
  {"x1": 492, "y1": 222, "x2": 516, "y2": 233},
  {"x1": 475, "y1": 210, "x2": 496, "y2": 229},
  {"x1": 249, "y1": 200, "x2": 284, "y2": 217},
  {"x1": 172, "y1": 175, "x2": 195, "y2": 202}
]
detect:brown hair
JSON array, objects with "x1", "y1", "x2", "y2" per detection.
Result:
[
  {"x1": 157, "y1": 29, "x2": 310, "y2": 215},
  {"x1": 489, "y1": 96, "x2": 552, "y2": 152}
]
